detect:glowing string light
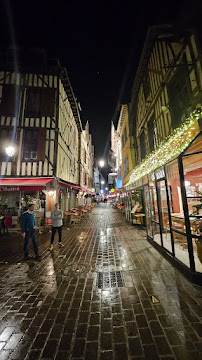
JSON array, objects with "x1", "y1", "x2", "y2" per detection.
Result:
[{"x1": 127, "y1": 108, "x2": 202, "y2": 187}]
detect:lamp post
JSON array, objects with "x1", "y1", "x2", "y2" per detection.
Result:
[
  {"x1": 5, "y1": 145, "x2": 16, "y2": 157},
  {"x1": 99, "y1": 160, "x2": 105, "y2": 168}
]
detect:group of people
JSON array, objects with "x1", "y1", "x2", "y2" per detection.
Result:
[{"x1": 21, "y1": 203, "x2": 64, "y2": 260}]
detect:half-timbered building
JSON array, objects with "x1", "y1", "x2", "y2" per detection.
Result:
[
  {"x1": 79, "y1": 122, "x2": 95, "y2": 205},
  {"x1": 125, "y1": 25, "x2": 202, "y2": 284},
  {"x1": 0, "y1": 48, "x2": 83, "y2": 224}
]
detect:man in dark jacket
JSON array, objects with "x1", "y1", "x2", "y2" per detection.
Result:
[{"x1": 21, "y1": 204, "x2": 41, "y2": 260}]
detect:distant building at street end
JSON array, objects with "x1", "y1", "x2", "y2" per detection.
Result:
[{"x1": 79, "y1": 121, "x2": 95, "y2": 205}]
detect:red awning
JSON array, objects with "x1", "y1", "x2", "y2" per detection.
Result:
[
  {"x1": 58, "y1": 179, "x2": 80, "y2": 191},
  {"x1": 0, "y1": 178, "x2": 54, "y2": 191},
  {"x1": 80, "y1": 187, "x2": 96, "y2": 195}
]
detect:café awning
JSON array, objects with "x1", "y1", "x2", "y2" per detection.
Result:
[{"x1": 0, "y1": 177, "x2": 54, "y2": 191}]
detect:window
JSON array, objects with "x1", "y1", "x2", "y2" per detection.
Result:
[
  {"x1": 23, "y1": 129, "x2": 38, "y2": 160},
  {"x1": 84, "y1": 149, "x2": 86, "y2": 163},
  {"x1": 40, "y1": 88, "x2": 55, "y2": 117},
  {"x1": 147, "y1": 116, "x2": 155, "y2": 152},
  {"x1": 126, "y1": 156, "x2": 129, "y2": 175},
  {"x1": 0, "y1": 84, "x2": 21, "y2": 116},
  {"x1": 167, "y1": 55, "x2": 190, "y2": 129},
  {"x1": 143, "y1": 71, "x2": 151, "y2": 100},
  {"x1": 123, "y1": 160, "x2": 126, "y2": 176},
  {"x1": 124, "y1": 127, "x2": 127, "y2": 143},
  {"x1": 25, "y1": 88, "x2": 40, "y2": 116},
  {"x1": 122, "y1": 134, "x2": 125, "y2": 147},
  {"x1": 122, "y1": 127, "x2": 127, "y2": 148},
  {"x1": 23, "y1": 128, "x2": 46, "y2": 161},
  {"x1": 140, "y1": 130, "x2": 146, "y2": 160},
  {"x1": 25, "y1": 87, "x2": 55, "y2": 117}
]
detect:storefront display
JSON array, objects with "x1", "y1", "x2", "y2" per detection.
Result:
[{"x1": 126, "y1": 131, "x2": 202, "y2": 285}]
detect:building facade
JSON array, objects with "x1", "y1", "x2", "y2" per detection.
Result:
[
  {"x1": 117, "y1": 104, "x2": 134, "y2": 186},
  {"x1": 125, "y1": 26, "x2": 202, "y2": 284},
  {"x1": 79, "y1": 121, "x2": 95, "y2": 205},
  {"x1": 0, "y1": 48, "x2": 94, "y2": 226}
]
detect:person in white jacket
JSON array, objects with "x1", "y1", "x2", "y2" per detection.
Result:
[{"x1": 49, "y1": 203, "x2": 64, "y2": 250}]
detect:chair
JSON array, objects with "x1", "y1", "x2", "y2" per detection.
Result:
[{"x1": 3, "y1": 216, "x2": 12, "y2": 235}]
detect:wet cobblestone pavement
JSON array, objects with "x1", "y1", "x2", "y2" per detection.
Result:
[{"x1": 0, "y1": 203, "x2": 202, "y2": 359}]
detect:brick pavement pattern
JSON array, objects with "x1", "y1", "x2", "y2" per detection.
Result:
[{"x1": 0, "y1": 203, "x2": 202, "y2": 359}]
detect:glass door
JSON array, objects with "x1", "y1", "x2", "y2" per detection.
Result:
[
  {"x1": 144, "y1": 185, "x2": 152, "y2": 238},
  {"x1": 157, "y1": 180, "x2": 173, "y2": 253}
]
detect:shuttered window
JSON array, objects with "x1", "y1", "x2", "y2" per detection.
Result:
[
  {"x1": 23, "y1": 128, "x2": 46, "y2": 161},
  {"x1": 143, "y1": 71, "x2": 151, "y2": 100},
  {"x1": 40, "y1": 88, "x2": 55, "y2": 117},
  {"x1": 0, "y1": 84, "x2": 21, "y2": 116},
  {"x1": 167, "y1": 56, "x2": 190, "y2": 129},
  {"x1": 25, "y1": 87, "x2": 55, "y2": 117},
  {"x1": 25, "y1": 88, "x2": 40, "y2": 116}
]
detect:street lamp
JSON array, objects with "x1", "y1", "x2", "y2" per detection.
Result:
[
  {"x1": 99, "y1": 160, "x2": 105, "y2": 168},
  {"x1": 5, "y1": 145, "x2": 16, "y2": 157},
  {"x1": 101, "y1": 180, "x2": 105, "y2": 185}
]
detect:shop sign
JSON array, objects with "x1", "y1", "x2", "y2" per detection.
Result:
[
  {"x1": 0, "y1": 186, "x2": 20, "y2": 192},
  {"x1": 156, "y1": 169, "x2": 165, "y2": 180}
]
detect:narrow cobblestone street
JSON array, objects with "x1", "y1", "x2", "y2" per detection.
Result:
[{"x1": 0, "y1": 204, "x2": 202, "y2": 360}]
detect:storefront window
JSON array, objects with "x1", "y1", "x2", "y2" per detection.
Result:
[
  {"x1": 182, "y1": 134, "x2": 202, "y2": 273},
  {"x1": 131, "y1": 190, "x2": 144, "y2": 225},
  {"x1": 124, "y1": 192, "x2": 132, "y2": 222},
  {"x1": 144, "y1": 185, "x2": 152, "y2": 237},
  {"x1": 166, "y1": 159, "x2": 190, "y2": 267},
  {"x1": 157, "y1": 180, "x2": 172, "y2": 253},
  {"x1": 149, "y1": 175, "x2": 160, "y2": 244}
]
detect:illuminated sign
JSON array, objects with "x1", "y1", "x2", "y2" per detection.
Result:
[{"x1": 111, "y1": 188, "x2": 115, "y2": 193}]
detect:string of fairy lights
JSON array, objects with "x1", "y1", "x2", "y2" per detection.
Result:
[{"x1": 127, "y1": 107, "x2": 202, "y2": 187}]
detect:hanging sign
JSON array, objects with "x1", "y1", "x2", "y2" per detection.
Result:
[{"x1": 111, "y1": 188, "x2": 115, "y2": 193}]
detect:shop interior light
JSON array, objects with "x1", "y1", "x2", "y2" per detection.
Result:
[{"x1": 48, "y1": 190, "x2": 54, "y2": 198}]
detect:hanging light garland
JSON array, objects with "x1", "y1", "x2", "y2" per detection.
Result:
[{"x1": 127, "y1": 107, "x2": 202, "y2": 186}]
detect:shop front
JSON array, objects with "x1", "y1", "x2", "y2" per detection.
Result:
[
  {"x1": 126, "y1": 131, "x2": 202, "y2": 285},
  {"x1": 0, "y1": 178, "x2": 54, "y2": 231},
  {"x1": 57, "y1": 179, "x2": 80, "y2": 212}
]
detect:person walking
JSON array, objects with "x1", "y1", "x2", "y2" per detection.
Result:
[
  {"x1": 21, "y1": 204, "x2": 41, "y2": 260},
  {"x1": 49, "y1": 203, "x2": 64, "y2": 250}
]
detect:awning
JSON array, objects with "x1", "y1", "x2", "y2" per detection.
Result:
[
  {"x1": 80, "y1": 187, "x2": 96, "y2": 195},
  {"x1": 0, "y1": 178, "x2": 54, "y2": 191},
  {"x1": 58, "y1": 179, "x2": 80, "y2": 191}
]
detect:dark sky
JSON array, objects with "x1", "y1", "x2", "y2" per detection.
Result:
[{"x1": 0, "y1": 0, "x2": 200, "y2": 164}]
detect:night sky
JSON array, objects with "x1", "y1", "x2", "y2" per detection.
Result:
[{"x1": 0, "y1": 0, "x2": 200, "y2": 164}]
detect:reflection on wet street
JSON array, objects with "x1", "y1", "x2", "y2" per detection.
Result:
[{"x1": 0, "y1": 203, "x2": 202, "y2": 359}]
